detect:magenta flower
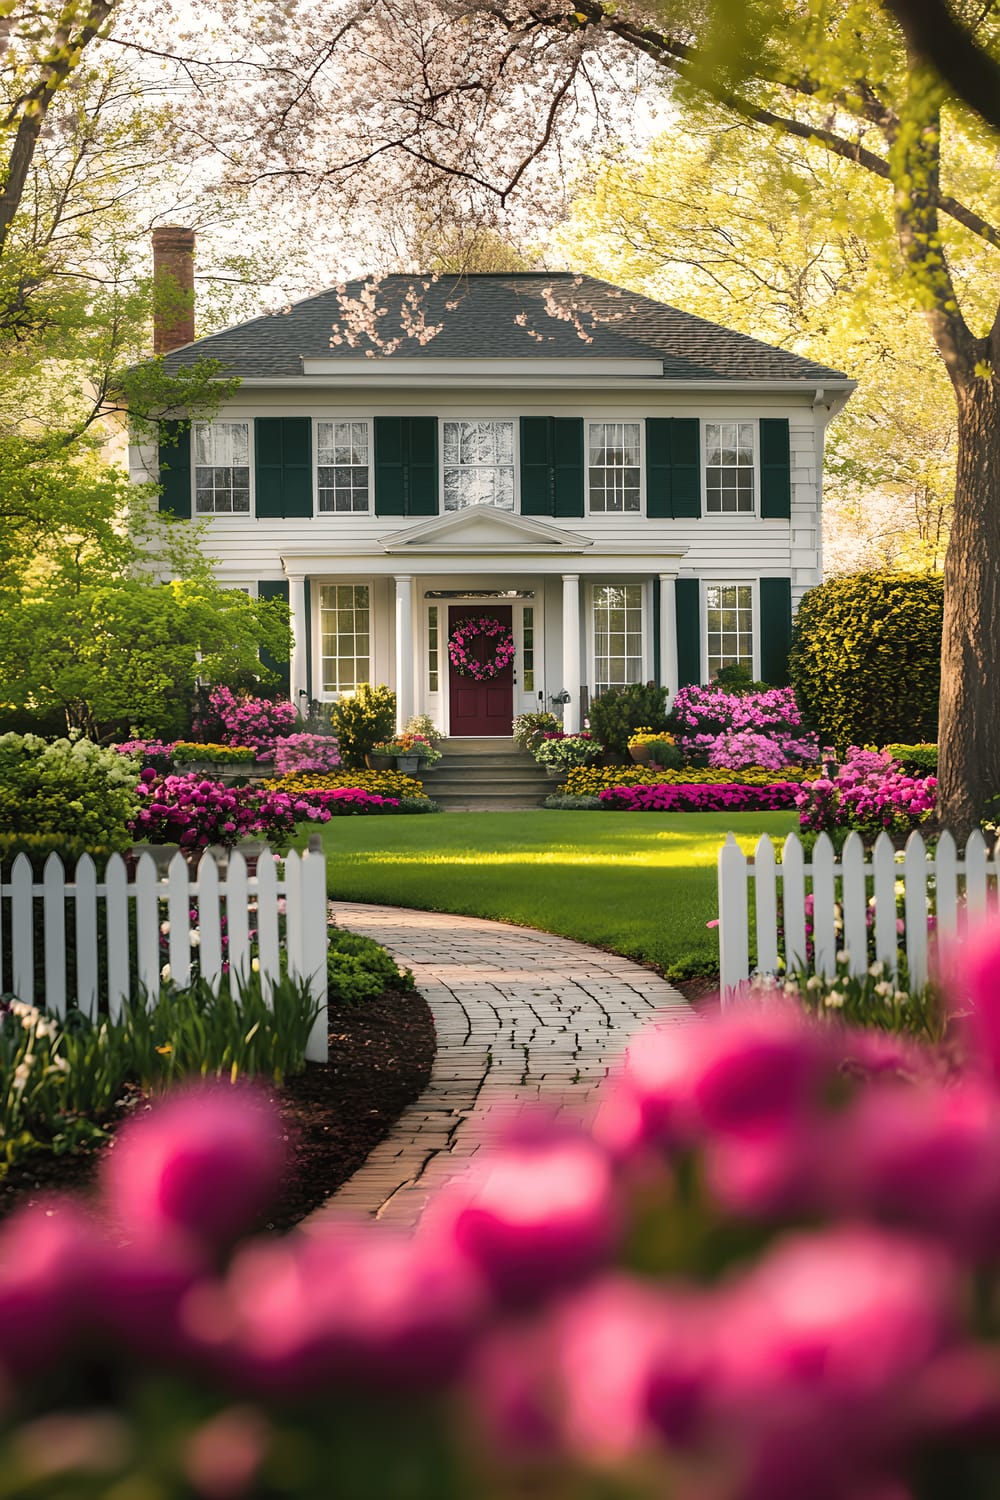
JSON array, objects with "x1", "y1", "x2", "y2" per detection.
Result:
[{"x1": 101, "y1": 1083, "x2": 286, "y2": 1253}]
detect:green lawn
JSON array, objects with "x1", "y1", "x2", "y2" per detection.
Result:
[{"x1": 304, "y1": 811, "x2": 797, "y2": 976}]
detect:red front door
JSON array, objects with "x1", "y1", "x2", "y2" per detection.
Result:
[{"x1": 448, "y1": 605, "x2": 514, "y2": 736}]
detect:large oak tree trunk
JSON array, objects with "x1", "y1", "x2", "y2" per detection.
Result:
[{"x1": 937, "y1": 369, "x2": 1000, "y2": 842}]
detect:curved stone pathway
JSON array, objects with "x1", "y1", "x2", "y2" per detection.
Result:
[{"x1": 307, "y1": 903, "x2": 692, "y2": 1231}]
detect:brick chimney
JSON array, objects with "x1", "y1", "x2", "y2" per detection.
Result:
[{"x1": 152, "y1": 226, "x2": 196, "y2": 353}]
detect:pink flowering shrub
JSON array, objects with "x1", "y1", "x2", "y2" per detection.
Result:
[
  {"x1": 193, "y1": 687, "x2": 297, "y2": 760},
  {"x1": 130, "y1": 772, "x2": 334, "y2": 850},
  {"x1": 8, "y1": 930, "x2": 1000, "y2": 1496},
  {"x1": 796, "y1": 747, "x2": 937, "y2": 840},
  {"x1": 671, "y1": 684, "x2": 820, "y2": 769},
  {"x1": 600, "y1": 781, "x2": 802, "y2": 812},
  {"x1": 273, "y1": 733, "x2": 342, "y2": 776},
  {"x1": 114, "y1": 739, "x2": 177, "y2": 773}
]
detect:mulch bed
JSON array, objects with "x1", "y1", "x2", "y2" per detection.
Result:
[{"x1": 0, "y1": 989, "x2": 436, "y2": 1233}]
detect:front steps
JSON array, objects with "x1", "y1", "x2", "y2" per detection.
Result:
[{"x1": 420, "y1": 738, "x2": 555, "y2": 811}]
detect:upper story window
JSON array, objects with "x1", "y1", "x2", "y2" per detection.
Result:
[
  {"x1": 588, "y1": 422, "x2": 641, "y2": 513},
  {"x1": 443, "y1": 420, "x2": 514, "y2": 511},
  {"x1": 193, "y1": 421, "x2": 250, "y2": 514},
  {"x1": 705, "y1": 421, "x2": 755, "y2": 513},
  {"x1": 317, "y1": 420, "x2": 370, "y2": 513}
]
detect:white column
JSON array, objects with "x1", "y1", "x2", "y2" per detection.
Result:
[
  {"x1": 288, "y1": 574, "x2": 308, "y2": 708},
  {"x1": 660, "y1": 574, "x2": 678, "y2": 705},
  {"x1": 561, "y1": 573, "x2": 581, "y2": 733},
  {"x1": 394, "y1": 574, "x2": 414, "y2": 731}
]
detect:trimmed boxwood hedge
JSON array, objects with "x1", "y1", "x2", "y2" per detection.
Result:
[{"x1": 788, "y1": 572, "x2": 943, "y2": 751}]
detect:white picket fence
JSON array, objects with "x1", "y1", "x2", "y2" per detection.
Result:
[
  {"x1": 717, "y1": 828, "x2": 1000, "y2": 1004},
  {"x1": 0, "y1": 845, "x2": 329, "y2": 1061}
]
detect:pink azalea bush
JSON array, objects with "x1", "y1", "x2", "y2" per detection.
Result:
[
  {"x1": 600, "y1": 781, "x2": 802, "y2": 812},
  {"x1": 130, "y1": 772, "x2": 334, "y2": 850},
  {"x1": 131, "y1": 773, "x2": 405, "y2": 848},
  {"x1": 193, "y1": 687, "x2": 297, "y2": 760},
  {"x1": 671, "y1": 684, "x2": 820, "y2": 769},
  {"x1": 114, "y1": 739, "x2": 177, "y2": 773},
  {"x1": 796, "y1": 747, "x2": 937, "y2": 840},
  {"x1": 273, "y1": 733, "x2": 342, "y2": 776},
  {"x1": 7, "y1": 929, "x2": 1000, "y2": 1496}
]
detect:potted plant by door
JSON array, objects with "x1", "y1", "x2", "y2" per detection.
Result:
[
  {"x1": 369, "y1": 734, "x2": 443, "y2": 775},
  {"x1": 627, "y1": 730, "x2": 679, "y2": 767}
]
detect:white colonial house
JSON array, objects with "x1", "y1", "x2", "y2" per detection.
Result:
[{"x1": 133, "y1": 259, "x2": 853, "y2": 737}]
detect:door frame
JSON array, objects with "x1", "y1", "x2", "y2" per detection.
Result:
[{"x1": 423, "y1": 592, "x2": 543, "y2": 737}]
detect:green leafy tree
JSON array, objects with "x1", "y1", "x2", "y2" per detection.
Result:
[
  {"x1": 0, "y1": 574, "x2": 291, "y2": 739},
  {"x1": 554, "y1": 118, "x2": 965, "y2": 572}
]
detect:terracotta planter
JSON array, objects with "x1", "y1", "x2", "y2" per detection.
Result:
[{"x1": 628, "y1": 744, "x2": 653, "y2": 765}]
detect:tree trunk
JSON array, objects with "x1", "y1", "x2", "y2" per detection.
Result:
[{"x1": 937, "y1": 369, "x2": 1000, "y2": 842}]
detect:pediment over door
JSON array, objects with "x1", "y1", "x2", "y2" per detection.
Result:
[{"x1": 380, "y1": 504, "x2": 594, "y2": 554}]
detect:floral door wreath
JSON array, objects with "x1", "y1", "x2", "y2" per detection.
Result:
[{"x1": 448, "y1": 615, "x2": 516, "y2": 680}]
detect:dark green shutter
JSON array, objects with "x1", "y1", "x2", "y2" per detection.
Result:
[
  {"x1": 158, "y1": 422, "x2": 191, "y2": 518},
  {"x1": 669, "y1": 419, "x2": 701, "y2": 517},
  {"x1": 675, "y1": 578, "x2": 701, "y2": 688},
  {"x1": 759, "y1": 576, "x2": 792, "y2": 686},
  {"x1": 645, "y1": 419, "x2": 700, "y2": 518},
  {"x1": 374, "y1": 417, "x2": 437, "y2": 516},
  {"x1": 520, "y1": 417, "x2": 554, "y2": 516},
  {"x1": 646, "y1": 419, "x2": 672, "y2": 519},
  {"x1": 518, "y1": 417, "x2": 583, "y2": 517},
  {"x1": 258, "y1": 579, "x2": 291, "y2": 695},
  {"x1": 254, "y1": 417, "x2": 313, "y2": 519},
  {"x1": 406, "y1": 417, "x2": 438, "y2": 516},
  {"x1": 552, "y1": 418, "x2": 584, "y2": 518},
  {"x1": 374, "y1": 418, "x2": 406, "y2": 516},
  {"x1": 254, "y1": 418, "x2": 285, "y2": 518},
  {"x1": 759, "y1": 418, "x2": 791, "y2": 518},
  {"x1": 280, "y1": 417, "x2": 313, "y2": 517}
]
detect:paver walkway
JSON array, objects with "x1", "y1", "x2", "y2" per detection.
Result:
[{"x1": 307, "y1": 902, "x2": 692, "y2": 1230}]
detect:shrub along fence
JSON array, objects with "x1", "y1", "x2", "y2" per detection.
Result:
[
  {"x1": 0, "y1": 845, "x2": 329, "y2": 1061},
  {"x1": 717, "y1": 829, "x2": 999, "y2": 1003}
]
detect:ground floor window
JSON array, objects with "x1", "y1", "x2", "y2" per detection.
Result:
[
  {"x1": 593, "y1": 584, "x2": 643, "y2": 695},
  {"x1": 319, "y1": 584, "x2": 370, "y2": 693},
  {"x1": 705, "y1": 583, "x2": 754, "y2": 678}
]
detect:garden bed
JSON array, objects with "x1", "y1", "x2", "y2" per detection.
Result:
[{"x1": 0, "y1": 987, "x2": 436, "y2": 1231}]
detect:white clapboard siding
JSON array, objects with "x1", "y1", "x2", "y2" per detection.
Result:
[
  {"x1": 0, "y1": 845, "x2": 328, "y2": 1062},
  {"x1": 717, "y1": 829, "x2": 1000, "y2": 1004}
]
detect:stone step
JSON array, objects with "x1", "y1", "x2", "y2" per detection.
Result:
[{"x1": 423, "y1": 765, "x2": 551, "y2": 783}]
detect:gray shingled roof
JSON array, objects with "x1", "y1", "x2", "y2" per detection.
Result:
[{"x1": 160, "y1": 273, "x2": 849, "y2": 383}]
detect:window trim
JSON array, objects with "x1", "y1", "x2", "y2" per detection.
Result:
[
  {"x1": 702, "y1": 578, "x2": 758, "y2": 681},
  {"x1": 314, "y1": 416, "x2": 373, "y2": 517},
  {"x1": 440, "y1": 417, "x2": 518, "y2": 515},
  {"x1": 702, "y1": 419, "x2": 760, "y2": 519},
  {"x1": 585, "y1": 419, "x2": 644, "y2": 517},
  {"x1": 588, "y1": 580, "x2": 649, "y2": 698},
  {"x1": 192, "y1": 419, "x2": 253, "y2": 519}
]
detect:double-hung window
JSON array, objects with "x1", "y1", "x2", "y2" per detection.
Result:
[
  {"x1": 193, "y1": 421, "x2": 250, "y2": 514},
  {"x1": 443, "y1": 420, "x2": 515, "y2": 510},
  {"x1": 593, "y1": 584, "x2": 643, "y2": 695},
  {"x1": 705, "y1": 421, "x2": 755, "y2": 513},
  {"x1": 705, "y1": 584, "x2": 754, "y2": 678},
  {"x1": 317, "y1": 420, "x2": 370, "y2": 512},
  {"x1": 588, "y1": 422, "x2": 641, "y2": 513},
  {"x1": 319, "y1": 584, "x2": 370, "y2": 694}
]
